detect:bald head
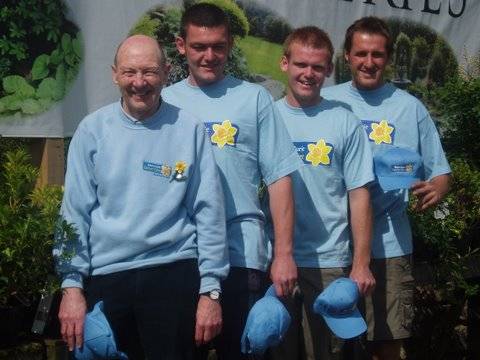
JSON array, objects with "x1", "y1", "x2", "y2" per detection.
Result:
[{"x1": 114, "y1": 35, "x2": 166, "y2": 67}]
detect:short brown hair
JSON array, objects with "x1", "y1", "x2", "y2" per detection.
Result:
[
  {"x1": 180, "y1": 3, "x2": 230, "y2": 39},
  {"x1": 344, "y1": 17, "x2": 393, "y2": 58},
  {"x1": 283, "y1": 26, "x2": 334, "y2": 63}
]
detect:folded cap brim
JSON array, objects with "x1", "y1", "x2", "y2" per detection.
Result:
[
  {"x1": 377, "y1": 175, "x2": 420, "y2": 191},
  {"x1": 321, "y1": 308, "x2": 367, "y2": 339}
]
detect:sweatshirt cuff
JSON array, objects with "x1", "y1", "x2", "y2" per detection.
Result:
[
  {"x1": 199, "y1": 275, "x2": 221, "y2": 294},
  {"x1": 61, "y1": 272, "x2": 84, "y2": 289}
]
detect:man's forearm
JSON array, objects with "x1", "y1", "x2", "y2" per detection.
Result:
[
  {"x1": 268, "y1": 176, "x2": 297, "y2": 296},
  {"x1": 268, "y1": 176, "x2": 294, "y2": 257},
  {"x1": 349, "y1": 186, "x2": 372, "y2": 267}
]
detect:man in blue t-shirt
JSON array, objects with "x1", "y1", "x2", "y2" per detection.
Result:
[
  {"x1": 268, "y1": 26, "x2": 375, "y2": 360},
  {"x1": 54, "y1": 35, "x2": 228, "y2": 359},
  {"x1": 162, "y1": 3, "x2": 301, "y2": 359},
  {"x1": 322, "y1": 17, "x2": 451, "y2": 360}
]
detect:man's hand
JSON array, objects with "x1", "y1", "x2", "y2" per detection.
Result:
[
  {"x1": 411, "y1": 174, "x2": 451, "y2": 211},
  {"x1": 195, "y1": 295, "x2": 222, "y2": 346},
  {"x1": 350, "y1": 265, "x2": 375, "y2": 296},
  {"x1": 270, "y1": 254, "x2": 297, "y2": 297},
  {"x1": 58, "y1": 287, "x2": 87, "y2": 351}
]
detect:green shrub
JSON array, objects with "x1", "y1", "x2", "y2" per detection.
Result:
[
  {"x1": 434, "y1": 76, "x2": 480, "y2": 168},
  {"x1": 0, "y1": 148, "x2": 75, "y2": 307},
  {"x1": 199, "y1": 0, "x2": 249, "y2": 37},
  {"x1": 410, "y1": 159, "x2": 480, "y2": 297},
  {"x1": 394, "y1": 32, "x2": 412, "y2": 80}
]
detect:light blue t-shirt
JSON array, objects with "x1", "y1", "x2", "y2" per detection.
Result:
[
  {"x1": 322, "y1": 82, "x2": 451, "y2": 259},
  {"x1": 163, "y1": 76, "x2": 302, "y2": 271},
  {"x1": 275, "y1": 98, "x2": 374, "y2": 268},
  {"x1": 54, "y1": 100, "x2": 229, "y2": 293}
]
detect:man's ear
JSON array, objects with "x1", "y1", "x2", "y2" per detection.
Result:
[
  {"x1": 344, "y1": 51, "x2": 350, "y2": 64},
  {"x1": 326, "y1": 62, "x2": 334, "y2": 78},
  {"x1": 112, "y1": 65, "x2": 118, "y2": 84},
  {"x1": 175, "y1": 36, "x2": 186, "y2": 55},
  {"x1": 280, "y1": 56, "x2": 289, "y2": 73}
]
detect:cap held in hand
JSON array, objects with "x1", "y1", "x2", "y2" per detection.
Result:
[
  {"x1": 374, "y1": 146, "x2": 422, "y2": 191},
  {"x1": 241, "y1": 285, "x2": 291, "y2": 355},
  {"x1": 313, "y1": 277, "x2": 366, "y2": 339},
  {"x1": 74, "y1": 301, "x2": 128, "y2": 360}
]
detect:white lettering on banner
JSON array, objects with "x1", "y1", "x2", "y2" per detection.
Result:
[{"x1": 340, "y1": 0, "x2": 466, "y2": 17}]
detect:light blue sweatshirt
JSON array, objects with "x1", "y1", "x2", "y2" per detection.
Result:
[{"x1": 54, "y1": 100, "x2": 229, "y2": 293}]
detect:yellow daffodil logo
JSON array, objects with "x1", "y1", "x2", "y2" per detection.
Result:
[
  {"x1": 369, "y1": 120, "x2": 394, "y2": 145},
  {"x1": 211, "y1": 120, "x2": 237, "y2": 148},
  {"x1": 173, "y1": 161, "x2": 188, "y2": 181},
  {"x1": 306, "y1": 139, "x2": 332, "y2": 166},
  {"x1": 161, "y1": 165, "x2": 172, "y2": 177},
  {"x1": 174, "y1": 161, "x2": 187, "y2": 174}
]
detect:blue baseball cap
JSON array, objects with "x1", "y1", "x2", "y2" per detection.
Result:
[
  {"x1": 373, "y1": 146, "x2": 422, "y2": 191},
  {"x1": 313, "y1": 278, "x2": 366, "y2": 340},
  {"x1": 74, "y1": 301, "x2": 128, "y2": 360},
  {"x1": 241, "y1": 285, "x2": 291, "y2": 355}
]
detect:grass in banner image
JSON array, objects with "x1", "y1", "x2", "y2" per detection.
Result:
[
  {"x1": 0, "y1": 0, "x2": 83, "y2": 119},
  {"x1": 129, "y1": 0, "x2": 290, "y2": 99},
  {"x1": 335, "y1": 18, "x2": 458, "y2": 88}
]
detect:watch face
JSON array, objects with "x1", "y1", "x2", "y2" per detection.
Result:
[{"x1": 209, "y1": 290, "x2": 220, "y2": 300}]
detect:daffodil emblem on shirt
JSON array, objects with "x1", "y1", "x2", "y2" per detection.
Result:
[
  {"x1": 211, "y1": 120, "x2": 237, "y2": 148},
  {"x1": 173, "y1": 161, "x2": 188, "y2": 181},
  {"x1": 306, "y1": 139, "x2": 332, "y2": 166},
  {"x1": 369, "y1": 120, "x2": 394, "y2": 145}
]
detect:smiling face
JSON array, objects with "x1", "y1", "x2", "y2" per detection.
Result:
[
  {"x1": 176, "y1": 24, "x2": 232, "y2": 87},
  {"x1": 281, "y1": 42, "x2": 333, "y2": 108},
  {"x1": 345, "y1": 32, "x2": 390, "y2": 90},
  {"x1": 112, "y1": 35, "x2": 168, "y2": 120}
]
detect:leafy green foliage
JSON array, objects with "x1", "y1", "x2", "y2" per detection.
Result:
[
  {"x1": 433, "y1": 77, "x2": 480, "y2": 167},
  {"x1": 394, "y1": 32, "x2": 412, "y2": 80},
  {"x1": 410, "y1": 159, "x2": 480, "y2": 297},
  {"x1": 236, "y1": 0, "x2": 291, "y2": 44},
  {"x1": 0, "y1": 32, "x2": 82, "y2": 117},
  {"x1": 0, "y1": 148, "x2": 75, "y2": 306},
  {"x1": 199, "y1": 0, "x2": 249, "y2": 37},
  {"x1": 0, "y1": 1, "x2": 82, "y2": 118}
]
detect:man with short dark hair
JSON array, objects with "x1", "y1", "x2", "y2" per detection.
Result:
[
  {"x1": 54, "y1": 34, "x2": 228, "y2": 360},
  {"x1": 162, "y1": 3, "x2": 302, "y2": 359},
  {"x1": 268, "y1": 26, "x2": 375, "y2": 360},
  {"x1": 323, "y1": 16, "x2": 451, "y2": 360}
]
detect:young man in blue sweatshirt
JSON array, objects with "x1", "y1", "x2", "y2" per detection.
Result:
[
  {"x1": 162, "y1": 4, "x2": 302, "y2": 359},
  {"x1": 268, "y1": 26, "x2": 375, "y2": 360},
  {"x1": 54, "y1": 35, "x2": 229, "y2": 360},
  {"x1": 322, "y1": 17, "x2": 451, "y2": 360}
]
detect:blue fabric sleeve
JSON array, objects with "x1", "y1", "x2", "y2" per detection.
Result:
[
  {"x1": 343, "y1": 118, "x2": 375, "y2": 191},
  {"x1": 54, "y1": 125, "x2": 98, "y2": 288},
  {"x1": 184, "y1": 123, "x2": 229, "y2": 293},
  {"x1": 257, "y1": 89, "x2": 302, "y2": 185}
]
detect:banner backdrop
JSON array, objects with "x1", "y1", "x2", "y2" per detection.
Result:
[{"x1": 0, "y1": 0, "x2": 478, "y2": 138}]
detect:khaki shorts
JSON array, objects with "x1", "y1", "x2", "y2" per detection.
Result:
[{"x1": 365, "y1": 255, "x2": 414, "y2": 341}]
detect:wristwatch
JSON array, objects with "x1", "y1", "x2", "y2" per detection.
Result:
[{"x1": 203, "y1": 289, "x2": 221, "y2": 301}]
